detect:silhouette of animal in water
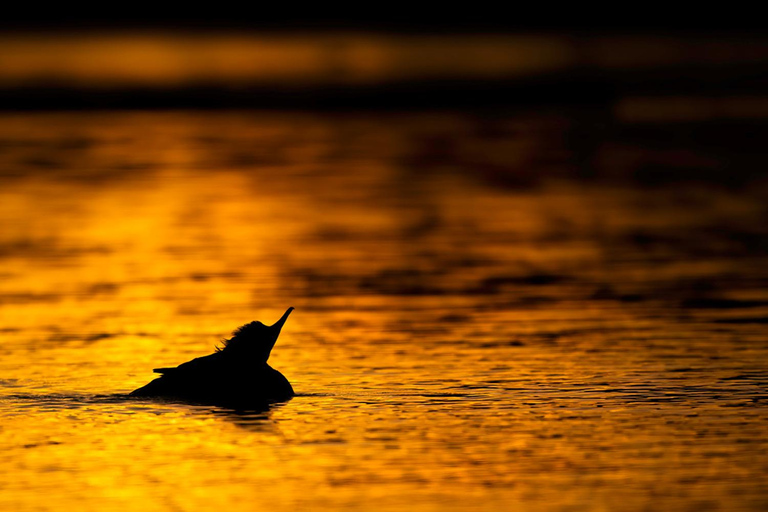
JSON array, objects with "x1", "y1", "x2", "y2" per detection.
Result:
[{"x1": 130, "y1": 307, "x2": 295, "y2": 408}]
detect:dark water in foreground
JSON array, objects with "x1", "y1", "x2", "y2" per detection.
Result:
[{"x1": 1, "y1": 111, "x2": 767, "y2": 511}]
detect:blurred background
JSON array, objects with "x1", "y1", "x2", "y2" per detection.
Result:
[
  {"x1": 3, "y1": 18, "x2": 768, "y2": 183},
  {"x1": 1, "y1": 16, "x2": 768, "y2": 512}
]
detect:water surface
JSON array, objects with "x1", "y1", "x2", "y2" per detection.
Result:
[{"x1": 1, "y1": 111, "x2": 767, "y2": 511}]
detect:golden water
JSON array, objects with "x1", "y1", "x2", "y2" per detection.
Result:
[{"x1": 1, "y1": 112, "x2": 767, "y2": 511}]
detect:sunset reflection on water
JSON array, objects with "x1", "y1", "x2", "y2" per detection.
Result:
[{"x1": 1, "y1": 111, "x2": 767, "y2": 511}]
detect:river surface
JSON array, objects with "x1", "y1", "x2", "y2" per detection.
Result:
[{"x1": 1, "y1": 111, "x2": 767, "y2": 511}]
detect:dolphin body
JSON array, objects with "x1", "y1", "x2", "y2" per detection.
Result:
[{"x1": 130, "y1": 307, "x2": 295, "y2": 408}]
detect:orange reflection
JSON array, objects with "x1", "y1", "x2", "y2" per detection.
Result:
[
  {"x1": 0, "y1": 33, "x2": 573, "y2": 87},
  {"x1": 1, "y1": 111, "x2": 767, "y2": 511}
]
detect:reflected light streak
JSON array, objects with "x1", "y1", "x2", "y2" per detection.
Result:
[{"x1": 0, "y1": 33, "x2": 573, "y2": 87}]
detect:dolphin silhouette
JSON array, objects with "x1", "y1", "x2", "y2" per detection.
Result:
[{"x1": 130, "y1": 307, "x2": 295, "y2": 407}]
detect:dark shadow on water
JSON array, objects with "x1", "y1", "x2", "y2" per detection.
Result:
[
  {"x1": 126, "y1": 394, "x2": 279, "y2": 431},
  {"x1": 0, "y1": 392, "x2": 281, "y2": 431}
]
